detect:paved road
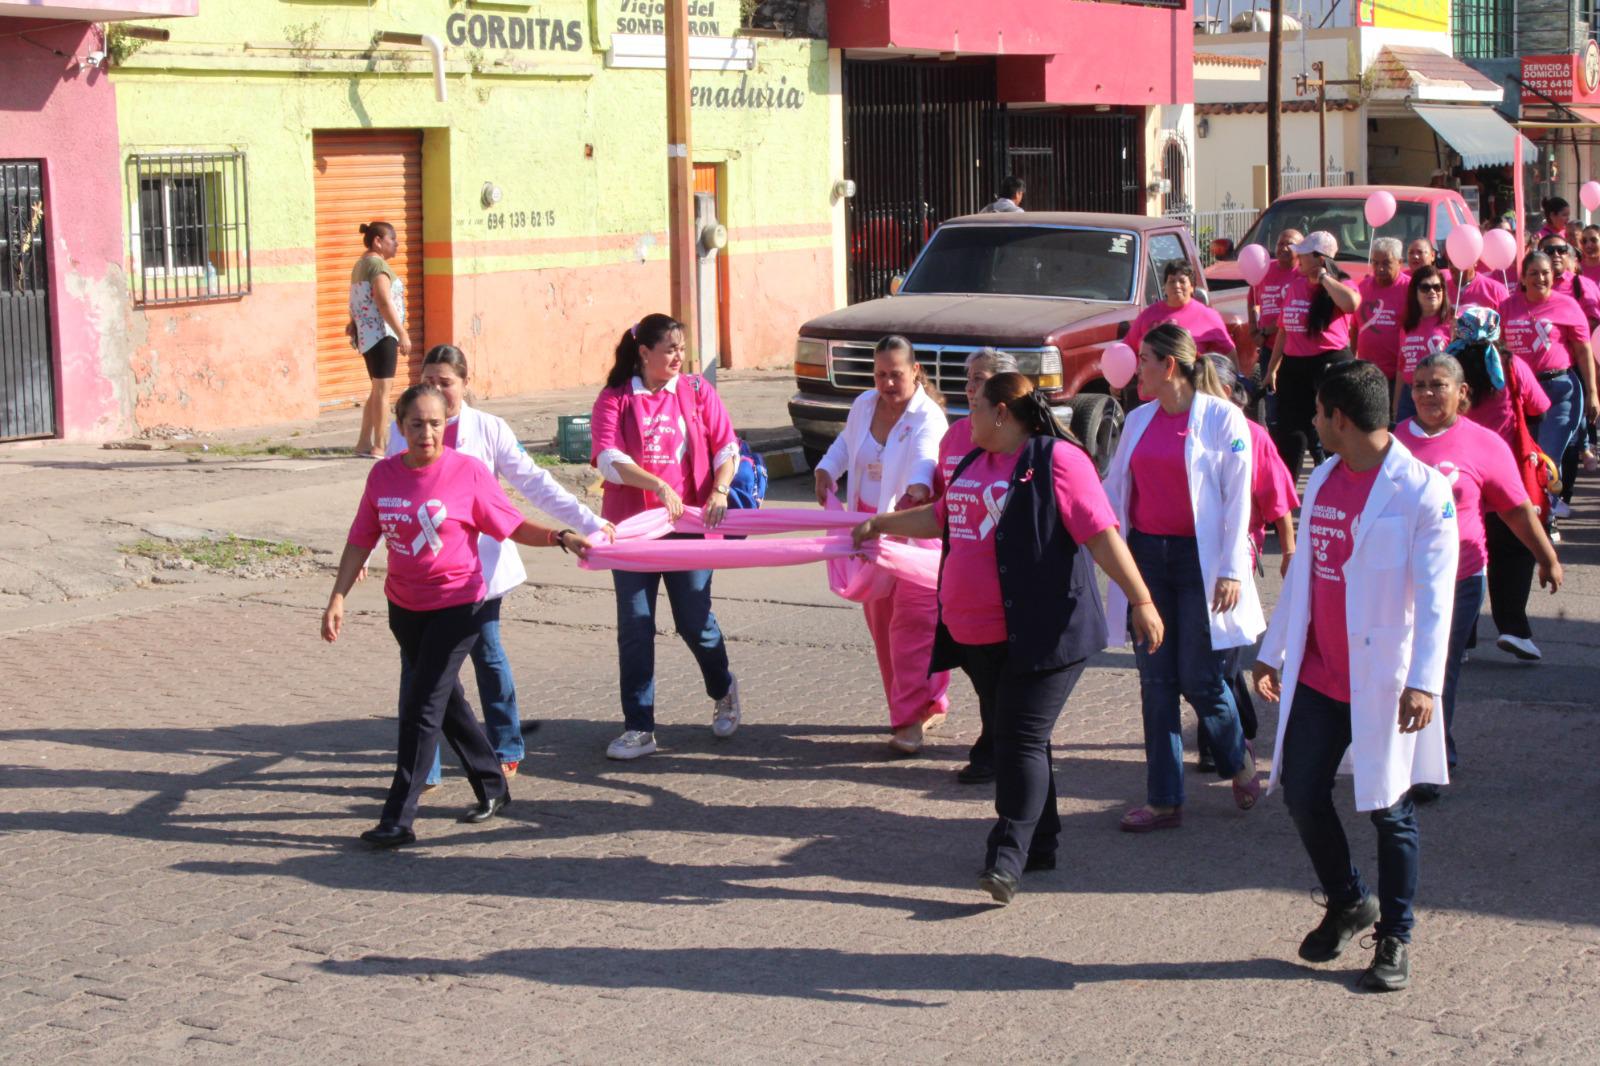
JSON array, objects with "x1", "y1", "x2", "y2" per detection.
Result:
[{"x1": 1, "y1": 468, "x2": 1597, "y2": 1063}]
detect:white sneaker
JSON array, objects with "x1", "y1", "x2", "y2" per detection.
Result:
[
  {"x1": 712, "y1": 675, "x2": 741, "y2": 738},
  {"x1": 1551, "y1": 498, "x2": 1573, "y2": 519},
  {"x1": 606, "y1": 730, "x2": 657, "y2": 760},
  {"x1": 1495, "y1": 634, "x2": 1542, "y2": 662}
]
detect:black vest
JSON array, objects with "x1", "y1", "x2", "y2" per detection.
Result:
[{"x1": 930, "y1": 436, "x2": 1110, "y2": 673}]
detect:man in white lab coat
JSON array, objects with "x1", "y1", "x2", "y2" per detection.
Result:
[{"x1": 1254, "y1": 360, "x2": 1457, "y2": 992}]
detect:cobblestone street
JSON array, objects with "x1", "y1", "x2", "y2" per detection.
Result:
[{"x1": 2, "y1": 493, "x2": 1598, "y2": 1063}]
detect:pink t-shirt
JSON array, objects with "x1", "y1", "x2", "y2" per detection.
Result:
[
  {"x1": 1125, "y1": 299, "x2": 1235, "y2": 356},
  {"x1": 1398, "y1": 315, "x2": 1453, "y2": 384},
  {"x1": 1129, "y1": 407, "x2": 1197, "y2": 537},
  {"x1": 1252, "y1": 261, "x2": 1297, "y2": 332},
  {"x1": 1465, "y1": 356, "x2": 1551, "y2": 447},
  {"x1": 934, "y1": 416, "x2": 976, "y2": 496},
  {"x1": 1356, "y1": 272, "x2": 1412, "y2": 377},
  {"x1": 1279, "y1": 272, "x2": 1354, "y2": 357},
  {"x1": 348, "y1": 448, "x2": 527, "y2": 612},
  {"x1": 1298, "y1": 461, "x2": 1382, "y2": 703},
  {"x1": 1457, "y1": 272, "x2": 1508, "y2": 311},
  {"x1": 631, "y1": 386, "x2": 691, "y2": 499},
  {"x1": 1553, "y1": 272, "x2": 1600, "y2": 324},
  {"x1": 1248, "y1": 419, "x2": 1299, "y2": 558},
  {"x1": 935, "y1": 442, "x2": 1117, "y2": 645},
  {"x1": 1399, "y1": 418, "x2": 1527, "y2": 580},
  {"x1": 1581, "y1": 261, "x2": 1600, "y2": 286},
  {"x1": 1501, "y1": 291, "x2": 1591, "y2": 375}
]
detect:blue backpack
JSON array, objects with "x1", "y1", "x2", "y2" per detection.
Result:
[{"x1": 727, "y1": 439, "x2": 767, "y2": 509}]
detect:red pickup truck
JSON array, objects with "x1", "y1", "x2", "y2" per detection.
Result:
[{"x1": 789, "y1": 212, "x2": 1252, "y2": 473}]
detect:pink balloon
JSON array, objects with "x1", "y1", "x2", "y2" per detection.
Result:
[
  {"x1": 1100, "y1": 342, "x2": 1137, "y2": 390},
  {"x1": 1237, "y1": 243, "x2": 1271, "y2": 287},
  {"x1": 1480, "y1": 227, "x2": 1517, "y2": 273},
  {"x1": 1582, "y1": 181, "x2": 1600, "y2": 213},
  {"x1": 1445, "y1": 225, "x2": 1484, "y2": 272},
  {"x1": 1365, "y1": 190, "x2": 1397, "y2": 228}
]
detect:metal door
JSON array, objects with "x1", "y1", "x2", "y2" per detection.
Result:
[{"x1": 1, "y1": 160, "x2": 57, "y2": 441}]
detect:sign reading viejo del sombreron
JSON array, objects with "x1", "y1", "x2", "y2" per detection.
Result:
[
  {"x1": 444, "y1": 10, "x2": 586, "y2": 51},
  {"x1": 608, "y1": 0, "x2": 728, "y2": 37}
]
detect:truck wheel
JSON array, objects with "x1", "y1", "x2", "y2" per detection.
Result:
[{"x1": 1067, "y1": 393, "x2": 1124, "y2": 478}]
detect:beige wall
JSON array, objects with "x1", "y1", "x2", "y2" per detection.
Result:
[{"x1": 1194, "y1": 110, "x2": 1363, "y2": 212}]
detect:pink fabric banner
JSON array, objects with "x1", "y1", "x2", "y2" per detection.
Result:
[{"x1": 577, "y1": 504, "x2": 939, "y2": 595}]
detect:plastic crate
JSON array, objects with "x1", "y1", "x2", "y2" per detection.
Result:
[{"x1": 556, "y1": 415, "x2": 592, "y2": 463}]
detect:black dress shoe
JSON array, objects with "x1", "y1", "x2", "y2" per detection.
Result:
[
  {"x1": 1024, "y1": 852, "x2": 1057, "y2": 873},
  {"x1": 956, "y1": 762, "x2": 996, "y2": 785},
  {"x1": 360, "y1": 825, "x2": 415, "y2": 849},
  {"x1": 978, "y1": 868, "x2": 1018, "y2": 905},
  {"x1": 459, "y1": 795, "x2": 510, "y2": 824}
]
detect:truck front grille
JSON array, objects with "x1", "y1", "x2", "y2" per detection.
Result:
[{"x1": 830, "y1": 342, "x2": 1035, "y2": 407}]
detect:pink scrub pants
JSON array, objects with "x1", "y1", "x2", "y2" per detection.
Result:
[{"x1": 861, "y1": 576, "x2": 950, "y2": 729}]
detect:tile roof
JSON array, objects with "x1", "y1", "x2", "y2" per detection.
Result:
[
  {"x1": 1372, "y1": 46, "x2": 1502, "y2": 95},
  {"x1": 1193, "y1": 52, "x2": 1266, "y2": 69},
  {"x1": 1195, "y1": 100, "x2": 1363, "y2": 115}
]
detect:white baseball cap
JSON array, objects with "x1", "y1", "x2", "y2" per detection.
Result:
[{"x1": 1291, "y1": 231, "x2": 1338, "y2": 258}]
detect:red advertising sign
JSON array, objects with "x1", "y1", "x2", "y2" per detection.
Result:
[{"x1": 1521, "y1": 43, "x2": 1600, "y2": 104}]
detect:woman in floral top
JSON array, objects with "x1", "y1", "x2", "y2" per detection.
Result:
[{"x1": 348, "y1": 220, "x2": 411, "y2": 458}]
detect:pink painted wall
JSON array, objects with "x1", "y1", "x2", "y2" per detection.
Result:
[
  {"x1": 0, "y1": 19, "x2": 132, "y2": 440},
  {"x1": 830, "y1": 0, "x2": 1193, "y2": 105}
]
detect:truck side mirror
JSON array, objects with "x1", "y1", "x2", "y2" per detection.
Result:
[
  {"x1": 888, "y1": 274, "x2": 905, "y2": 295},
  {"x1": 1209, "y1": 237, "x2": 1236, "y2": 261}
]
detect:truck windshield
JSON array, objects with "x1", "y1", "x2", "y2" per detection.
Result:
[
  {"x1": 1237, "y1": 197, "x2": 1430, "y2": 263},
  {"x1": 900, "y1": 226, "x2": 1138, "y2": 302}
]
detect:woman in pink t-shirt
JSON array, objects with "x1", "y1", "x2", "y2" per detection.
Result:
[
  {"x1": 322, "y1": 385, "x2": 594, "y2": 848},
  {"x1": 1124, "y1": 262, "x2": 1237, "y2": 357},
  {"x1": 1401, "y1": 353, "x2": 1561, "y2": 794},
  {"x1": 1267, "y1": 230, "x2": 1362, "y2": 478},
  {"x1": 934, "y1": 347, "x2": 1019, "y2": 783},
  {"x1": 1355, "y1": 238, "x2": 1410, "y2": 385},
  {"x1": 1105, "y1": 324, "x2": 1266, "y2": 832},
  {"x1": 589, "y1": 313, "x2": 743, "y2": 762},
  {"x1": 850, "y1": 373, "x2": 1160, "y2": 903},
  {"x1": 1395, "y1": 265, "x2": 1455, "y2": 422},
  {"x1": 1579, "y1": 225, "x2": 1600, "y2": 285}
]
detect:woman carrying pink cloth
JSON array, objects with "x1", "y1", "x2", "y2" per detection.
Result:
[
  {"x1": 590, "y1": 313, "x2": 743, "y2": 762},
  {"x1": 814, "y1": 335, "x2": 951, "y2": 755}
]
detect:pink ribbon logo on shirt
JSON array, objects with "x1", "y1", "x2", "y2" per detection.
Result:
[
  {"x1": 1533, "y1": 318, "x2": 1555, "y2": 353},
  {"x1": 978, "y1": 481, "x2": 1010, "y2": 539},
  {"x1": 411, "y1": 499, "x2": 447, "y2": 555},
  {"x1": 1428, "y1": 335, "x2": 1448, "y2": 356}
]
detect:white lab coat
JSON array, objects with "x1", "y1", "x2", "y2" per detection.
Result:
[
  {"x1": 817, "y1": 388, "x2": 947, "y2": 511},
  {"x1": 1102, "y1": 391, "x2": 1265, "y2": 649},
  {"x1": 386, "y1": 404, "x2": 605, "y2": 599},
  {"x1": 1258, "y1": 438, "x2": 1458, "y2": 812}
]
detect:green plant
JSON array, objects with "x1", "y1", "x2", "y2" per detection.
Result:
[
  {"x1": 121, "y1": 535, "x2": 311, "y2": 572},
  {"x1": 105, "y1": 24, "x2": 149, "y2": 67},
  {"x1": 285, "y1": 20, "x2": 324, "y2": 58}
]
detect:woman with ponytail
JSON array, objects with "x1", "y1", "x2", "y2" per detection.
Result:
[
  {"x1": 815, "y1": 335, "x2": 951, "y2": 754},
  {"x1": 852, "y1": 374, "x2": 1160, "y2": 903},
  {"x1": 347, "y1": 221, "x2": 411, "y2": 458},
  {"x1": 589, "y1": 313, "x2": 743, "y2": 761},
  {"x1": 1103, "y1": 322, "x2": 1265, "y2": 833}
]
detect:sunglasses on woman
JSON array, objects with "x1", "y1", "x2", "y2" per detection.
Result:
[
  {"x1": 1545, "y1": 244, "x2": 1573, "y2": 255},
  {"x1": 1418, "y1": 283, "x2": 1445, "y2": 293}
]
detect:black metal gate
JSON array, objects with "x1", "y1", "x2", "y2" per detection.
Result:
[
  {"x1": 843, "y1": 58, "x2": 1145, "y2": 303},
  {"x1": 1, "y1": 160, "x2": 56, "y2": 441}
]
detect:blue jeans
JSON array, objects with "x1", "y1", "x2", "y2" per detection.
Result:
[
  {"x1": 400, "y1": 598, "x2": 524, "y2": 785},
  {"x1": 1281, "y1": 682, "x2": 1420, "y2": 942},
  {"x1": 1441, "y1": 574, "x2": 1486, "y2": 768},
  {"x1": 1536, "y1": 370, "x2": 1581, "y2": 479},
  {"x1": 1128, "y1": 531, "x2": 1248, "y2": 807},
  {"x1": 613, "y1": 566, "x2": 732, "y2": 733}
]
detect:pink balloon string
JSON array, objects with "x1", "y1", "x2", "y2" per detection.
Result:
[{"x1": 578, "y1": 502, "x2": 941, "y2": 596}]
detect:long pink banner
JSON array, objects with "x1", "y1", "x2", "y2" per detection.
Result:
[{"x1": 577, "y1": 504, "x2": 940, "y2": 597}]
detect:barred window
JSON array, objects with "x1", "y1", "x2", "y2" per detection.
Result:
[
  {"x1": 1452, "y1": 0, "x2": 1514, "y2": 61},
  {"x1": 126, "y1": 151, "x2": 251, "y2": 306}
]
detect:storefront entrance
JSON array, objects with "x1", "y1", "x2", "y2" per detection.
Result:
[{"x1": 312, "y1": 130, "x2": 425, "y2": 409}]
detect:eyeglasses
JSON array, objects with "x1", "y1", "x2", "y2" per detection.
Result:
[
  {"x1": 1417, "y1": 283, "x2": 1445, "y2": 293},
  {"x1": 1545, "y1": 245, "x2": 1573, "y2": 255}
]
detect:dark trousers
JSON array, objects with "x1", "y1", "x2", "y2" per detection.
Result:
[
  {"x1": 1441, "y1": 575, "x2": 1485, "y2": 767},
  {"x1": 1129, "y1": 531, "x2": 1247, "y2": 807},
  {"x1": 383, "y1": 600, "x2": 509, "y2": 829},
  {"x1": 1281, "y1": 683, "x2": 1419, "y2": 943},
  {"x1": 963, "y1": 667, "x2": 997, "y2": 771},
  {"x1": 1197, "y1": 647, "x2": 1259, "y2": 762},
  {"x1": 1484, "y1": 513, "x2": 1535, "y2": 640},
  {"x1": 959, "y1": 642, "x2": 1087, "y2": 881},
  {"x1": 1272, "y1": 349, "x2": 1351, "y2": 478}
]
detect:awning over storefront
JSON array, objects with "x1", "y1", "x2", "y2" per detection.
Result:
[{"x1": 1412, "y1": 104, "x2": 1537, "y2": 169}]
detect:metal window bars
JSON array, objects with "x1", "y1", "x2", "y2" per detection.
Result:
[{"x1": 126, "y1": 151, "x2": 251, "y2": 306}]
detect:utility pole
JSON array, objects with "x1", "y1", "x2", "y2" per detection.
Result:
[
  {"x1": 1267, "y1": 0, "x2": 1283, "y2": 203},
  {"x1": 664, "y1": 0, "x2": 697, "y2": 367},
  {"x1": 1296, "y1": 61, "x2": 1362, "y2": 188}
]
